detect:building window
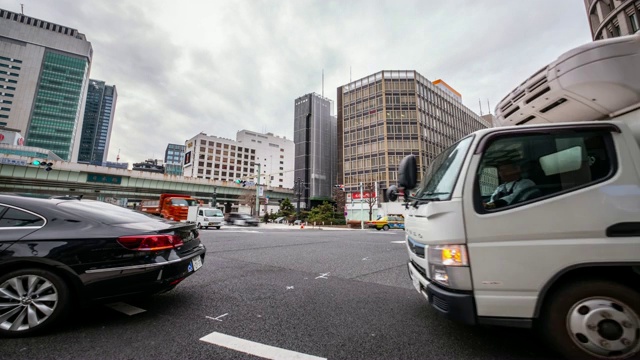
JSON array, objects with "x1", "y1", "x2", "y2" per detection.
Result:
[{"x1": 630, "y1": 13, "x2": 639, "y2": 32}]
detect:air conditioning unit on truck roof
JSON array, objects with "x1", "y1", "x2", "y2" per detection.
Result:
[{"x1": 494, "y1": 32, "x2": 640, "y2": 127}]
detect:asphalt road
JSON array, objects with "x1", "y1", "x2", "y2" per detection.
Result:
[{"x1": 1, "y1": 224, "x2": 560, "y2": 360}]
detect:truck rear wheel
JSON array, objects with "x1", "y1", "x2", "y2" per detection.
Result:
[{"x1": 540, "y1": 280, "x2": 640, "y2": 359}]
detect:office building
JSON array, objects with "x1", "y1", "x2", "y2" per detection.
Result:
[
  {"x1": 0, "y1": 9, "x2": 93, "y2": 161},
  {"x1": 337, "y1": 70, "x2": 490, "y2": 196},
  {"x1": 78, "y1": 80, "x2": 117, "y2": 165},
  {"x1": 236, "y1": 130, "x2": 294, "y2": 189},
  {"x1": 585, "y1": 0, "x2": 640, "y2": 39},
  {"x1": 183, "y1": 132, "x2": 256, "y2": 182},
  {"x1": 293, "y1": 93, "x2": 337, "y2": 209},
  {"x1": 164, "y1": 143, "x2": 185, "y2": 176}
]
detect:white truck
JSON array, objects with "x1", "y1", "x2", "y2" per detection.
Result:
[
  {"x1": 388, "y1": 33, "x2": 640, "y2": 359},
  {"x1": 187, "y1": 207, "x2": 224, "y2": 229}
]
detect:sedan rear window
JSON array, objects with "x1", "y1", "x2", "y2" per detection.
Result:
[
  {"x1": 57, "y1": 200, "x2": 158, "y2": 225},
  {"x1": 0, "y1": 208, "x2": 45, "y2": 227}
]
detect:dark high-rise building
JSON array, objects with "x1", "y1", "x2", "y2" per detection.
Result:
[
  {"x1": 164, "y1": 143, "x2": 185, "y2": 176},
  {"x1": 293, "y1": 93, "x2": 337, "y2": 209},
  {"x1": 78, "y1": 80, "x2": 117, "y2": 165},
  {"x1": 0, "y1": 8, "x2": 93, "y2": 161}
]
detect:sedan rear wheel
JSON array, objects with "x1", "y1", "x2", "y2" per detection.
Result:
[
  {"x1": 0, "y1": 268, "x2": 70, "y2": 337},
  {"x1": 383, "y1": 225, "x2": 390, "y2": 231}
]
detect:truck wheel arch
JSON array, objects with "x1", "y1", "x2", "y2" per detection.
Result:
[{"x1": 534, "y1": 263, "x2": 640, "y2": 318}]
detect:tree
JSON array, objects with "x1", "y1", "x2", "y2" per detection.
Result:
[
  {"x1": 279, "y1": 198, "x2": 295, "y2": 218},
  {"x1": 364, "y1": 182, "x2": 378, "y2": 221},
  {"x1": 307, "y1": 201, "x2": 334, "y2": 224},
  {"x1": 332, "y1": 186, "x2": 346, "y2": 219},
  {"x1": 240, "y1": 191, "x2": 256, "y2": 216}
]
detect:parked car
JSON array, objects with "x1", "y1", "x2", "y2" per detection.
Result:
[
  {"x1": 0, "y1": 194, "x2": 206, "y2": 337},
  {"x1": 273, "y1": 216, "x2": 286, "y2": 224},
  {"x1": 367, "y1": 215, "x2": 404, "y2": 231},
  {"x1": 227, "y1": 212, "x2": 259, "y2": 227}
]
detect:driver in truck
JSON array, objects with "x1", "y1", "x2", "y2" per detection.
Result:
[{"x1": 484, "y1": 161, "x2": 535, "y2": 209}]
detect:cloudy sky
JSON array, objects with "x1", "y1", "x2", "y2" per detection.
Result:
[{"x1": 1, "y1": 0, "x2": 592, "y2": 165}]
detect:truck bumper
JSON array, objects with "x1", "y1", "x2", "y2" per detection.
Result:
[{"x1": 408, "y1": 261, "x2": 477, "y2": 325}]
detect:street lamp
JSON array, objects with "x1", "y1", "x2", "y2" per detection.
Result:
[{"x1": 212, "y1": 186, "x2": 217, "y2": 209}]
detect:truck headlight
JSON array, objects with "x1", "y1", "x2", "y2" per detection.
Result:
[
  {"x1": 427, "y1": 245, "x2": 472, "y2": 290},
  {"x1": 204, "y1": 217, "x2": 210, "y2": 221}
]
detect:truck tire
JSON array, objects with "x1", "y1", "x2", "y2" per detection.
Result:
[
  {"x1": 539, "y1": 280, "x2": 640, "y2": 359},
  {"x1": 0, "y1": 268, "x2": 71, "y2": 337},
  {"x1": 197, "y1": 223, "x2": 203, "y2": 229},
  {"x1": 215, "y1": 226, "x2": 221, "y2": 230}
]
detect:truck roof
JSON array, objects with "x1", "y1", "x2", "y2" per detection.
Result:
[{"x1": 494, "y1": 32, "x2": 640, "y2": 127}]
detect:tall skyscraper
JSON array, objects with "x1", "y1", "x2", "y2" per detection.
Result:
[
  {"x1": 585, "y1": 0, "x2": 640, "y2": 40},
  {"x1": 337, "y1": 71, "x2": 490, "y2": 195},
  {"x1": 236, "y1": 130, "x2": 295, "y2": 189},
  {"x1": 78, "y1": 80, "x2": 117, "y2": 165},
  {"x1": 0, "y1": 9, "x2": 93, "y2": 161},
  {"x1": 164, "y1": 143, "x2": 185, "y2": 176},
  {"x1": 293, "y1": 93, "x2": 337, "y2": 209}
]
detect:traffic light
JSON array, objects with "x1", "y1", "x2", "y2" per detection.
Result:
[
  {"x1": 32, "y1": 160, "x2": 53, "y2": 171},
  {"x1": 234, "y1": 179, "x2": 247, "y2": 187}
]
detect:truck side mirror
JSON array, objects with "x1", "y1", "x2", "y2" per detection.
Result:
[
  {"x1": 387, "y1": 185, "x2": 399, "y2": 202},
  {"x1": 398, "y1": 155, "x2": 417, "y2": 189}
]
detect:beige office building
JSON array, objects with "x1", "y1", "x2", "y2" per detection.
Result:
[
  {"x1": 183, "y1": 133, "x2": 257, "y2": 182},
  {"x1": 585, "y1": 0, "x2": 640, "y2": 39},
  {"x1": 337, "y1": 70, "x2": 489, "y2": 195}
]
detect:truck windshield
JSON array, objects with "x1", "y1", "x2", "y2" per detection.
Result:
[
  {"x1": 203, "y1": 209, "x2": 223, "y2": 217},
  {"x1": 415, "y1": 136, "x2": 473, "y2": 201}
]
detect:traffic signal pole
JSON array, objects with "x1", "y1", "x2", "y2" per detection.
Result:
[{"x1": 255, "y1": 163, "x2": 261, "y2": 217}]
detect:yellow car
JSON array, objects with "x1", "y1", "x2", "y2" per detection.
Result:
[{"x1": 367, "y1": 215, "x2": 405, "y2": 231}]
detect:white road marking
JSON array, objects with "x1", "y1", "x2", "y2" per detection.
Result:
[
  {"x1": 362, "y1": 257, "x2": 370, "y2": 261},
  {"x1": 286, "y1": 286, "x2": 294, "y2": 290},
  {"x1": 391, "y1": 241, "x2": 406, "y2": 244},
  {"x1": 200, "y1": 332, "x2": 326, "y2": 360},
  {"x1": 315, "y1": 272, "x2": 330, "y2": 279},
  {"x1": 105, "y1": 302, "x2": 146, "y2": 316},
  {"x1": 221, "y1": 230, "x2": 261, "y2": 233},
  {"x1": 206, "y1": 313, "x2": 229, "y2": 322}
]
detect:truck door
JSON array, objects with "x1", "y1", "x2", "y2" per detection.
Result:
[{"x1": 461, "y1": 126, "x2": 630, "y2": 319}]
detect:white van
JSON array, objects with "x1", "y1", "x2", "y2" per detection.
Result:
[{"x1": 196, "y1": 207, "x2": 224, "y2": 229}]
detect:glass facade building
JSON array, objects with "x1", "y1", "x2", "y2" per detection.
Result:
[
  {"x1": 293, "y1": 93, "x2": 337, "y2": 209},
  {"x1": 0, "y1": 8, "x2": 93, "y2": 162},
  {"x1": 78, "y1": 80, "x2": 117, "y2": 165},
  {"x1": 337, "y1": 71, "x2": 490, "y2": 195},
  {"x1": 164, "y1": 143, "x2": 185, "y2": 176}
]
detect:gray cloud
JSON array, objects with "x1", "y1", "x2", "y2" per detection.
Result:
[{"x1": 2, "y1": 0, "x2": 592, "y2": 164}]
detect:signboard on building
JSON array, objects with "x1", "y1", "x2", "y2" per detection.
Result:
[
  {"x1": 87, "y1": 173, "x2": 122, "y2": 185},
  {"x1": 351, "y1": 191, "x2": 376, "y2": 200},
  {"x1": 0, "y1": 130, "x2": 24, "y2": 146},
  {"x1": 184, "y1": 151, "x2": 192, "y2": 165}
]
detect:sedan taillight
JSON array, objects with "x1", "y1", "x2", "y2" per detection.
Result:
[{"x1": 117, "y1": 234, "x2": 184, "y2": 251}]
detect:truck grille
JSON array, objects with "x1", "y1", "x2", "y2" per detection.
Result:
[
  {"x1": 408, "y1": 237, "x2": 425, "y2": 258},
  {"x1": 432, "y1": 294, "x2": 450, "y2": 312}
]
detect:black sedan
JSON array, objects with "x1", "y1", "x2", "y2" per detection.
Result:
[{"x1": 0, "y1": 194, "x2": 206, "y2": 337}]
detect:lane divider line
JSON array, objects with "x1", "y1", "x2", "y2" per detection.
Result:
[{"x1": 200, "y1": 331, "x2": 326, "y2": 360}]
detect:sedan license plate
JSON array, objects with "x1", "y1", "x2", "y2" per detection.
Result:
[{"x1": 191, "y1": 256, "x2": 202, "y2": 272}]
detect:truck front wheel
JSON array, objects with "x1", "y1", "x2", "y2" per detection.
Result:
[{"x1": 540, "y1": 280, "x2": 640, "y2": 359}]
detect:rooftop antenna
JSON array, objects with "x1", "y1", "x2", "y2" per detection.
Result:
[
  {"x1": 20, "y1": 4, "x2": 24, "y2": 15},
  {"x1": 487, "y1": 99, "x2": 491, "y2": 114},
  {"x1": 479, "y1": 99, "x2": 483, "y2": 116},
  {"x1": 322, "y1": 69, "x2": 324, "y2": 98}
]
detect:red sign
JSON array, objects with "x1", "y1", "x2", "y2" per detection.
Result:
[
  {"x1": 17, "y1": 137, "x2": 24, "y2": 146},
  {"x1": 0, "y1": 134, "x2": 4, "y2": 141},
  {"x1": 352, "y1": 191, "x2": 376, "y2": 200}
]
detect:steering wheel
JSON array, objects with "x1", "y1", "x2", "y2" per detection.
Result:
[{"x1": 511, "y1": 186, "x2": 542, "y2": 204}]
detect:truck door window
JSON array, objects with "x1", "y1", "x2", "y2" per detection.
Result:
[{"x1": 476, "y1": 130, "x2": 615, "y2": 212}]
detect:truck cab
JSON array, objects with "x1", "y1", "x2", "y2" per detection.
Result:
[
  {"x1": 195, "y1": 207, "x2": 224, "y2": 229},
  {"x1": 391, "y1": 33, "x2": 640, "y2": 359}
]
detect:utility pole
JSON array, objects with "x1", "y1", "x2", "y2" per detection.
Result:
[
  {"x1": 296, "y1": 177, "x2": 301, "y2": 220},
  {"x1": 360, "y1": 182, "x2": 364, "y2": 230},
  {"x1": 255, "y1": 163, "x2": 261, "y2": 217}
]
